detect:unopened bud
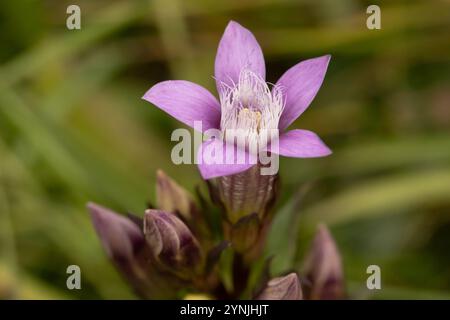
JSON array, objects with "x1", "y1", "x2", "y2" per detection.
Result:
[
  {"x1": 88, "y1": 203, "x2": 181, "y2": 299},
  {"x1": 144, "y1": 209, "x2": 203, "y2": 276},
  {"x1": 256, "y1": 273, "x2": 302, "y2": 300},
  {"x1": 88, "y1": 202, "x2": 145, "y2": 261},
  {"x1": 303, "y1": 224, "x2": 345, "y2": 300},
  {"x1": 156, "y1": 169, "x2": 196, "y2": 220}
]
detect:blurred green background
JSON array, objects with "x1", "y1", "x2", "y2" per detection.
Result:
[{"x1": 0, "y1": 0, "x2": 449, "y2": 299}]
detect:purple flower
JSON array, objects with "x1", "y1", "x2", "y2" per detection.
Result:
[{"x1": 143, "y1": 21, "x2": 332, "y2": 180}]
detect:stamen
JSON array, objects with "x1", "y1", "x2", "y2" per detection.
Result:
[{"x1": 219, "y1": 69, "x2": 284, "y2": 150}]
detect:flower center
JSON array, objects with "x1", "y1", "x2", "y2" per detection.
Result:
[
  {"x1": 219, "y1": 69, "x2": 284, "y2": 149},
  {"x1": 237, "y1": 108, "x2": 262, "y2": 131}
]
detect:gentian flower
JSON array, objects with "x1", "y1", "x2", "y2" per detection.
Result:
[
  {"x1": 143, "y1": 21, "x2": 332, "y2": 223},
  {"x1": 143, "y1": 20, "x2": 331, "y2": 179}
]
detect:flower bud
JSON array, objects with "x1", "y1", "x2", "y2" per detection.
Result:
[
  {"x1": 256, "y1": 273, "x2": 302, "y2": 300},
  {"x1": 88, "y1": 202, "x2": 145, "y2": 262},
  {"x1": 88, "y1": 202, "x2": 180, "y2": 299},
  {"x1": 143, "y1": 209, "x2": 203, "y2": 277},
  {"x1": 156, "y1": 169, "x2": 196, "y2": 221},
  {"x1": 303, "y1": 224, "x2": 345, "y2": 300}
]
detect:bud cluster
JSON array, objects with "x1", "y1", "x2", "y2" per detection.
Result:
[{"x1": 88, "y1": 169, "x2": 345, "y2": 299}]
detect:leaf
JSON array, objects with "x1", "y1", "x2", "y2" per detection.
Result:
[{"x1": 302, "y1": 168, "x2": 450, "y2": 226}]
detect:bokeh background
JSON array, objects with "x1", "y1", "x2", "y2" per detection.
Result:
[{"x1": 0, "y1": 0, "x2": 449, "y2": 299}]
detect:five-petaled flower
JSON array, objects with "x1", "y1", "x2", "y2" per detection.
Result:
[{"x1": 143, "y1": 21, "x2": 332, "y2": 180}]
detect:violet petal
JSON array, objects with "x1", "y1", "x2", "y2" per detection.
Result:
[
  {"x1": 215, "y1": 21, "x2": 266, "y2": 93},
  {"x1": 267, "y1": 129, "x2": 331, "y2": 158},
  {"x1": 197, "y1": 138, "x2": 255, "y2": 180},
  {"x1": 276, "y1": 55, "x2": 331, "y2": 130},
  {"x1": 142, "y1": 80, "x2": 221, "y2": 132}
]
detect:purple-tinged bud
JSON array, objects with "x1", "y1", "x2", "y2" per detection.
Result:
[
  {"x1": 303, "y1": 224, "x2": 345, "y2": 300},
  {"x1": 88, "y1": 202, "x2": 145, "y2": 262},
  {"x1": 156, "y1": 169, "x2": 196, "y2": 221},
  {"x1": 88, "y1": 202, "x2": 180, "y2": 299},
  {"x1": 256, "y1": 273, "x2": 302, "y2": 300},
  {"x1": 156, "y1": 170, "x2": 210, "y2": 241},
  {"x1": 143, "y1": 209, "x2": 203, "y2": 276}
]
